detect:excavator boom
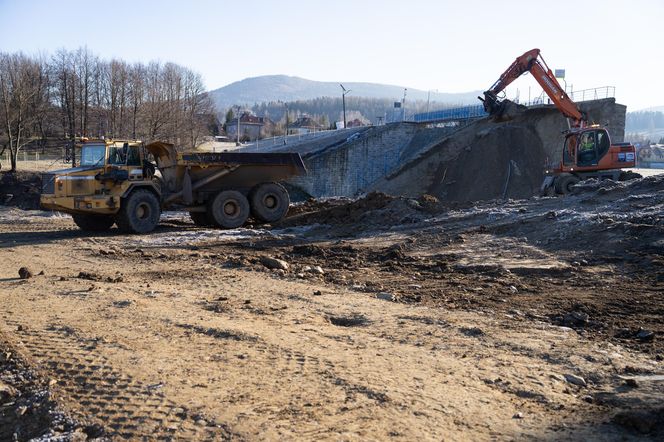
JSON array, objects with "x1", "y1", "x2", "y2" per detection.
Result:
[{"x1": 481, "y1": 48, "x2": 585, "y2": 127}]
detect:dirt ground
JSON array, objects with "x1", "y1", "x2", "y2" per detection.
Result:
[{"x1": 1, "y1": 176, "x2": 663, "y2": 440}]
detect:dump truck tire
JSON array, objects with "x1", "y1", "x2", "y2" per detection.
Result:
[
  {"x1": 208, "y1": 190, "x2": 249, "y2": 229},
  {"x1": 71, "y1": 214, "x2": 115, "y2": 232},
  {"x1": 555, "y1": 175, "x2": 580, "y2": 195},
  {"x1": 189, "y1": 211, "x2": 211, "y2": 227},
  {"x1": 116, "y1": 189, "x2": 161, "y2": 234},
  {"x1": 249, "y1": 182, "x2": 290, "y2": 223}
]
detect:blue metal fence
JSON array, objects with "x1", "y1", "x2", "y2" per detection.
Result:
[
  {"x1": 413, "y1": 86, "x2": 616, "y2": 124},
  {"x1": 413, "y1": 104, "x2": 487, "y2": 123}
]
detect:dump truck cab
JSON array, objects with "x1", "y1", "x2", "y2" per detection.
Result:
[
  {"x1": 41, "y1": 140, "x2": 158, "y2": 215},
  {"x1": 41, "y1": 139, "x2": 162, "y2": 232}
]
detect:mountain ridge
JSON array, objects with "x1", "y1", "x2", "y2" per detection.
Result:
[{"x1": 208, "y1": 74, "x2": 481, "y2": 111}]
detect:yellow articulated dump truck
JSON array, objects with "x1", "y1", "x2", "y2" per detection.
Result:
[{"x1": 40, "y1": 140, "x2": 306, "y2": 233}]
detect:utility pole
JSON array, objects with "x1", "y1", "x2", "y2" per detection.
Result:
[
  {"x1": 284, "y1": 103, "x2": 289, "y2": 144},
  {"x1": 402, "y1": 88, "x2": 407, "y2": 121},
  {"x1": 340, "y1": 84, "x2": 351, "y2": 129},
  {"x1": 426, "y1": 89, "x2": 438, "y2": 121},
  {"x1": 236, "y1": 106, "x2": 241, "y2": 145}
]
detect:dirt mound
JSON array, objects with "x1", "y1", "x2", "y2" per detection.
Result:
[
  {"x1": 430, "y1": 124, "x2": 546, "y2": 201},
  {"x1": 278, "y1": 192, "x2": 440, "y2": 231},
  {"x1": 372, "y1": 117, "x2": 547, "y2": 202},
  {"x1": 0, "y1": 172, "x2": 42, "y2": 210}
]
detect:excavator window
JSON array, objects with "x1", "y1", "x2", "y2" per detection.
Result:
[
  {"x1": 563, "y1": 135, "x2": 576, "y2": 166},
  {"x1": 596, "y1": 130, "x2": 610, "y2": 159},
  {"x1": 577, "y1": 132, "x2": 597, "y2": 166}
]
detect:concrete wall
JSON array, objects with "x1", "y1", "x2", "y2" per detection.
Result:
[{"x1": 287, "y1": 123, "x2": 459, "y2": 198}]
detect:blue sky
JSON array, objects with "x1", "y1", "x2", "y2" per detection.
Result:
[{"x1": 1, "y1": 0, "x2": 662, "y2": 110}]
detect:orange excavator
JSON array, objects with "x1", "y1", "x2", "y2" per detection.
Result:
[{"x1": 479, "y1": 48, "x2": 637, "y2": 195}]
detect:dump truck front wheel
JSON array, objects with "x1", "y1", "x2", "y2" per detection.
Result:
[
  {"x1": 116, "y1": 189, "x2": 161, "y2": 234},
  {"x1": 71, "y1": 214, "x2": 115, "y2": 232},
  {"x1": 250, "y1": 182, "x2": 290, "y2": 223},
  {"x1": 208, "y1": 190, "x2": 249, "y2": 229}
]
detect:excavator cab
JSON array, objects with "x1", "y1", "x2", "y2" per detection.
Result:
[{"x1": 563, "y1": 128, "x2": 611, "y2": 169}]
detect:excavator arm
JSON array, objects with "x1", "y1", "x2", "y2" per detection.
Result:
[{"x1": 480, "y1": 48, "x2": 586, "y2": 128}]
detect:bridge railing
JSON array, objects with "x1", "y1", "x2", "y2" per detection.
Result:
[
  {"x1": 519, "y1": 86, "x2": 616, "y2": 107},
  {"x1": 411, "y1": 86, "x2": 617, "y2": 124}
]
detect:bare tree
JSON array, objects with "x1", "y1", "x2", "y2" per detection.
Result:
[
  {"x1": 1, "y1": 48, "x2": 216, "y2": 170},
  {"x1": 0, "y1": 52, "x2": 48, "y2": 171},
  {"x1": 182, "y1": 68, "x2": 213, "y2": 148}
]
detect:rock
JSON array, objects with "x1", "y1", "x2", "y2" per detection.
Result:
[
  {"x1": 113, "y1": 300, "x2": 133, "y2": 308},
  {"x1": 408, "y1": 284, "x2": 422, "y2": 289},
  {"x1": 512, "y1": 412, "x2": 524, "y2": 419},
  {"x1": 77, "y1": 271, "x2": 100, "y2": 281},
  {"x1": 18, "y1": 267, "x2": 33, "y2": 279},
  {"x1": 309, "y1": 265, "x2": 324, "y2": 275},
  {"x1": 70, "y1": 428, "x2": 89, "y2": 442},
  {"x1": 460, "y1": 327, "x2": 484, "y2": 337},
  {"x1": 549, "y1": 373, "x2": 565, "y2": 382},
  {"x1": 564, "y1": 373, "x2": 587, "y2": 387},
  {"x1": 313, "y1": 290, "x2": 322, "y2": 296},
  {"x1": 260, "y1": 256, "x2": 289, "y2": 271},
  {"x1": 509, "y1": 285, "x2": 518, "y2": 294},
  {"x1": 376, "y1": 292, "x2": 395, "y2": 301},
  {"x1": 296, "y1": 273, "x2": 305, "y2": 279},
  {"x1": 562, "y1": 311, "x2": 589, "y2": 327},
  {"x1": 636, "y1": 328, "x2": 655, "y2": 342},
  {"x1": 624, "y1": 378, "x2": 639, "y2": 388},
  {"x1": 0, "y1": 381, "x2": 19, "y2": 402}
]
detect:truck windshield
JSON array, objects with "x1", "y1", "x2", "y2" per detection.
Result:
[{"x1": 80, "y1": 144, "x2": 106, "y2": 166}]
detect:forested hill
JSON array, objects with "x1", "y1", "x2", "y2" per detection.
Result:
[{"x1": 209, "y1": 75, "x2": 480, "y2": 110}]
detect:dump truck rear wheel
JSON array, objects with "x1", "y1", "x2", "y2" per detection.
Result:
[
  {"x1": 71, "y1": 214, "x2": 115, "y2": 232},
  {"x1": 208, "y1": 190, "x2": 249, "y2": 229},
  {"x1": 555, "y1": 175, "x2": 580, "y2": 195},
  {"x1": 249, "y1": 182, "x2": 290, "y2": 223},
  {"x1": 189, "y1": 211, "x2": 211, "y2": 227},
  {"x1": 116, "y1": 189, "x2": 161, "y2": 233}
]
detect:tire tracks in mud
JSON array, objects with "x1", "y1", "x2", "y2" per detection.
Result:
[{"x1": 2, "y1": 319, "x2": 236, "y2": 441}]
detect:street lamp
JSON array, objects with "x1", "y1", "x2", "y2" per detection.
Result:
[
  {"x1": 340, "y1": 84, "x2": 351, "y2": 129},
  {"x1": 235, "y1": 106, "x2": 241, "y2": 146}
]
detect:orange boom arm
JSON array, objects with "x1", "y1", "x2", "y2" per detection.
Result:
[{"x1": 480, "y1": 48, "x2": 585, "y2": 128}]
